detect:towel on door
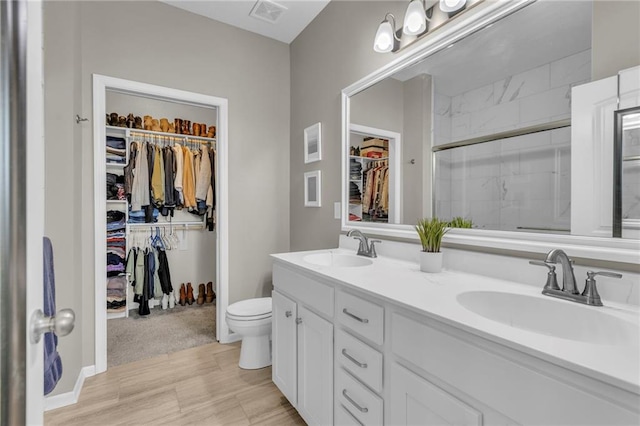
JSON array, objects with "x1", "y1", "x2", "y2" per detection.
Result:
[{"x1": 43, "y1": 237, "x2": 63, "y2": 395}]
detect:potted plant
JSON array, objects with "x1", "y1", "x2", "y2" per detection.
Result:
[{"x1": 415, "y1": 217, "x2": 449, "y2": 273}]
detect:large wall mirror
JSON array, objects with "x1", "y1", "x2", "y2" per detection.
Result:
[{"x1": 342, "y1": 0, "x2": 640, "y2": 258}]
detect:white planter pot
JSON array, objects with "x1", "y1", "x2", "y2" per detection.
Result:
[{"x1": 419, "y1": 251, "x2": 443, "y2": 273}]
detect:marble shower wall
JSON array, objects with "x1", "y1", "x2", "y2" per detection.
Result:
[{"x1": 433, "y1": 49, "x2": 591, "y2": 233}]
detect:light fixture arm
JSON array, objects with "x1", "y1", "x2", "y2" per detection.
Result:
[{"x1": 383, "y1": 13, "x2": 401, "y2": 41}]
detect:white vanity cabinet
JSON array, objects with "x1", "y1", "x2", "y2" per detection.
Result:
[
  {"x1": 271, "y1": 259, "x2": 640, "y2": 426},
  {"x1": 272, "y1": 264, "x2": 334, "y2": 426}
]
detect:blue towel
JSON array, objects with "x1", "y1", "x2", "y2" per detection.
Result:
[{"x1": 43, "y1": 237, "x2": 63, "y2": 395}]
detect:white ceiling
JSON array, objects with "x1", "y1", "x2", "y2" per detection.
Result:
[
  {"x1": 159, "y1": 0, "x2": 331, "y2": 44},
  {"x1": 393, "y1": 0, "x2": 593, "y2": 96}
]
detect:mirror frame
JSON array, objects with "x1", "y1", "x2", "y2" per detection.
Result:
[
  {"x1": 341, "y1": 0, "x2": 640, "y2": 264},
  {"x1": 613, "y1": 106, "x2": 640, "y2": 238}
]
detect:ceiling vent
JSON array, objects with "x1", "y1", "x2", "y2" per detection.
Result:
[{"x1": 249, "y1": 0, "x2": 287, "y2": 24}]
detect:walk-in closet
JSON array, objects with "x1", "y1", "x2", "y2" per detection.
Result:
[{"x1": 100, "y1": 84, "x2": 226, "y2": 368}]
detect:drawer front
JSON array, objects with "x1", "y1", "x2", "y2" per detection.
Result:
[
  {"x1": 336, "y1": 290, "x2": 384, "y2": 345},
  {"x1": 336, "y1": 329, "x2": 383, "y2": 393},
  {"x1": 335, "y1": 403, "x2": 365, "y2": 426},
  {"x1": 336, "y1": 367, "x2": 383, "y2": 426},
  {"x1": 273, "y1": 263, "x2": 334, "y2": 318}
]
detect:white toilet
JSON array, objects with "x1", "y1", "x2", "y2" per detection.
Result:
[{"x1": 225, "y1": 297, "x2": 272, "y2": 369}]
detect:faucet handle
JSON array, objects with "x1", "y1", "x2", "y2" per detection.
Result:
[
  {"x1": 530, "y1": 260, "x2": 560, "y2": 291},
  {"x1": 582, "y1": 271, "x2": 621, "y2": 306},
  {"x1": 587, "y1": 271, "x2": 622, "y2": 280},
  {"x1": 369, "y1": 240, "x2": 382, "y2": 258}
]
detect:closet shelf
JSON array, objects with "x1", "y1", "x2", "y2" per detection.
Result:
[
  {"x1": 107, "y1": 199, "x2": 127, "y2": 204},
  {"x1": 127, "y1": 221, "x2": 205, "y2": 229},
  {"x1": 350, "y1": 155, "x2": 389, "y2": 161},
  {"x1": 106, "y1": 125, "x2": 216, "y2": 143}
]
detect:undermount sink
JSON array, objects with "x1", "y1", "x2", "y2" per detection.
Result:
[
  {"x1": 457, "y1": 291, "x2": 639, "y2": 346},
  {"x1": 303, "y1": 252, "x2": 373, "y2": 268}
]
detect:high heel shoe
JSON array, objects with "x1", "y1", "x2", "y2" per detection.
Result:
[
  {"x1": 186, "y1": 283, "x2": 195, "y2": 305},
  {"x1": 179, "y1": 284, "x2": 187, "y2": 306},
  {"x1": 197, "y1": 283, "x2": 205, "y2": 305},
  {"x1": 205, "y1": 281, "x2": 215, "y2": 303}
]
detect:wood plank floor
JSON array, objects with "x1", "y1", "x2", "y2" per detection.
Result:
[{"x1": 45, "y1": 342, "x2": 306, "y2": 426}]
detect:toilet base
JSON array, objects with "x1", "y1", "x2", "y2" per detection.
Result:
[{"x1": 238, "y1": 334, "x2": 272, "y2": 369}]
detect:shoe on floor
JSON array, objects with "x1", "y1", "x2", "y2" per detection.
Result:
[{"x1": 161, "y1": 294, "x2": 168, "y2": 310}]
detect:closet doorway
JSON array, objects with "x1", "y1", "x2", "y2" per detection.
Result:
[{"x1": 93, "y1": 75, "x2": 229, "y2": 374}]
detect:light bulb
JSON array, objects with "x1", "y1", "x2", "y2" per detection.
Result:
[
  {"x1": 403, "y1": 0, "x2": 426, "y2": 35},
  {"x1": 439, "y1": 0, "x2": 466, "y2": 13},
  {"x1": 374, "y1": 20, "x2": 395, "y2": 53}
]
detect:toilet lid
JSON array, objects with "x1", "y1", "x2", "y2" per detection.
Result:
[{"x1": 227, "y1": 297, "x2": 272, "y2": 317}]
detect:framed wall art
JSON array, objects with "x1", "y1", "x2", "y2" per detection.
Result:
[
  {"x1": 304, "y1": 122, "x2": 322, "y2": 164},
  {"x1": 304, "y1": 170, "x2": 321, "y2": 207}
]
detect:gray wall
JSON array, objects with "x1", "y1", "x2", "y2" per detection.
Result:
[
  {"x1": 592, "y1": 0, "x2": 640, "y2": 80},
  {"x1": 44, "y1": 0, "x2": 290, "y2": 396},
  {"x1": 290, "y1": 0, "x2": 640, "y2": 252}
]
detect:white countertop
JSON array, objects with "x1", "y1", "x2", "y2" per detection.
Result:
[{"x1": 272, "y1": 248, "x2": 640, "y2": 395}]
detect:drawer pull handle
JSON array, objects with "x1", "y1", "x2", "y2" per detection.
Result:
[
  {"x1": 285, "y1": 311, "x2": 292, "y2": 318},
  {"x1": 341, "y1": 404, "x2": 365, "y2": 426},
  {"x1": 342, "y1": 349, "x2": 367, "y2": 368},
  {"x1": 343, "y1": 308, "x2": 369, "y2": 324},
  {"x1": 343, "y1": 389, "x2": 368, "y2": 413}
]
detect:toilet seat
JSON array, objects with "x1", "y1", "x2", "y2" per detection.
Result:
[{"x1": 226, "y1": 297, "x2": 272, "y2": 320}]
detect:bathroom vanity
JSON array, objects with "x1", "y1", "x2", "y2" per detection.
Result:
[{"x1": 271, "y1": 247, "x2": 640, "y2": 426}]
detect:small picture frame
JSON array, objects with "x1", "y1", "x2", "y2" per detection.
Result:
[
  {"x1": 304, "y1": 122, "x2": 322, "y2": 164},
  {"x1": 304, "y1": 170, "x2": 322, "y2": 207}
]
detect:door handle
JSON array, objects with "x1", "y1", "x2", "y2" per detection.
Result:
[
  {"x1": 29, "y1": 308, "x2": 75, "y2": 344},
  {"x1": 295, "y1": 317, "x2": 303, "y2": 324},
  {"x1": 285, "y1": 310, "x2": 292, "y2": 318}
]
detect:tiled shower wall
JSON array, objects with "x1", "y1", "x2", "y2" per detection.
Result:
[{"x1": 434, "y1": 49, "x2": 591, "y2": 232}]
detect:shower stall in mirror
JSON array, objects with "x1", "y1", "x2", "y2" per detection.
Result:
[{"x1": 613, "y1": 106, "x2": 640, "y2": 238}]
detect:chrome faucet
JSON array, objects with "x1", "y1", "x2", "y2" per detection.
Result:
[
  {"x1": 544, "y1": 249, "x2": 578, "y2": 294},
  {"x1": 346, "y1": 230, "x2": 381, "y2": 258},
  {"x1": 530, "y1": 249, "x2": 622, "y2": 306}
]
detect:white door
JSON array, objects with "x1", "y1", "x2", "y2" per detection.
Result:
[
  {"x1": 272, "y1": 290, "x2": 298, "y2": 406},
  {"x1": 297, "y1": 306, "x2": 333, "y2": 426},
  {"x1": 1, "y1": 1, "x2": 45, "y2": 423}
]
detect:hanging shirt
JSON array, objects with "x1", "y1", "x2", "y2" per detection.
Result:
[
  {"x1": 151, "y1": 145, "x2": 165, "y2": 206},
  {"x1": 173, "y1": 143, "x2": 184, "y2": 206},
  {"x1": 131, "y1": 142, "x2": 150, "y2": 211},
  {"x1": 182, "y1": 146, "x2": 197, "y2": 209},
  {"x1": 195, "y1": 145, "x2": 212, "y2": 201}
]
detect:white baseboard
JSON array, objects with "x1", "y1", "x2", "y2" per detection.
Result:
[{"x1": 44, "y1": 365, "x2": 96, "y2": 411}]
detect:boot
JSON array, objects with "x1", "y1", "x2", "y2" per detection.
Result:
[
  {"x1": 179, "y1": 283, "x2": 187, "y2": 306},
  {"x1": 186, "y1": 283, "x2": 195, "y2": 305},
  {"x1": 161, "y1": 294, "x2": 168, "y2": 310},
  {"x1": 169, "y1": 290, "x2": 175, "y2": 309},
  {"x1": 197, "y1": 283, "x2": 205, "y2": 305},
  {"x1": 205, "y1": 281, "x2": 215, "y2": 303}
]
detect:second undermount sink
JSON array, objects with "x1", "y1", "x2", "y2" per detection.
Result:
[
  {"x1": 303, "y1": 252, "x2": 373, "y2": 268},
  {"x1": 457, "y1": 291, "x2": 639, "y2": 346}
]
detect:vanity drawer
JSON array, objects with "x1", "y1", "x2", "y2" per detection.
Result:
[
  {"x1": 336, "y1": 367, "x2": 383, "y2": 426},
  {"x1": 336, "y1": 290, "x2": 384, "y2": 345},
  {"x1": 336, "y1": 329, "x2": 383, "y2": 393},
  {"x1": 273, "y1": 263, "x2": 334, "y2": 318}
]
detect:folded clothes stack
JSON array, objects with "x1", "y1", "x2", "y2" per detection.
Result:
[
  {"x1": 107, "y1": 210, "x2": 126, "y2": 231},
  {"x1": 107, "y1": 210, "x2": 126, "y2": 279},
  {"x1": 107, "y1": 276, "x2": 127, "y2": 310},
  {"x1": 349, "y1": 181, "x2": 362, "y2": 204},
  {"x1": 128, "y1": 207, "x2": 159, "y2": 224},
  {"x1": 350, "y1": 159, "x2": 362, "y2": 180},
  {"x1": 107, "y1": 173, "x2": 126, "y2": 200},
  {"x1": 106, "y1": 136, "x2": 127, "y2": 164}
]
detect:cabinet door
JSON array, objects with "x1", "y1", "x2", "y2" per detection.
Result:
[
  {"x1": 389, "y1": 363, "x2": 482, "y2": 426},
  {"x1": 297, "y1": 306, "x2": 334, "y2": 426},
  {"x1": 272, "y1": 290, "x2": 297, "y2": 406}
]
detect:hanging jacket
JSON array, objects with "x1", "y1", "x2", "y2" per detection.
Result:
[
  {"x1": 182, "y1": 146, "x2": 197, "y2": 209},
  {"x1": 162, "y1": 146, "x2": 177, "y2": 216},
  {"x1": 123, "y1": 141, "x2": 137, "y2": 198},
  {"x1": 43, "y1": 237, "x2": 62, "y2": 395},
  {"x1": 151, "y1": 145, "x2": 165, "y2": 206}
]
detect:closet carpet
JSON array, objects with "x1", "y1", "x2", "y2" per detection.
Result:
[
  {"x1": 44, "y1": 342, "x2": 305, "y2": 426},
  {"x1": 108, "y1": 303, "x2": 217, "y2": 368}
]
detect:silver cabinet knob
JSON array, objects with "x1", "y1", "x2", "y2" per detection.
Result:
[
  {"x1": 29, "y1": 308, "x2": 75, "y2": 344},
  {"x1": 285, "y1": 310, "x2": 292, "y2": 318}
]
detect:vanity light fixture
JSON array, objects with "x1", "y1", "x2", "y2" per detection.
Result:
[
  {"x1": 403, "y1": 0, "x2": 428, "y2": 35},
  {"x1": 439, "y1": 0, "x2": 467, "y2": 13},
  {"x1": 374, "y1": 0, "x2": 477, "y2": 53},
  {"x1": 373, "y1": 13, "x2": 401, "y2": 53}
]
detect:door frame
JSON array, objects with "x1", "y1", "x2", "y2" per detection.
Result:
[{"x1": 92, "y1": 75, "x2": 231, "y2": 374}]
